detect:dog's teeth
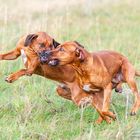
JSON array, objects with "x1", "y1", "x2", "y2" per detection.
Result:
[
  {"x1": 48, "y1": 60, "x2": 54, "y2": 65},
  {"x1": 49, "y1": 60, "x2": 53, "y2": 64}
]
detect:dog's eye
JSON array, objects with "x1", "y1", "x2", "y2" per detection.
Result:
[
  {"x1": 39, "y1": 43, "x2": 45, "y2": 48},
  {"x1": 49, "y1": 44, "x2": 53, "y2": 49},
  {"x1": 59, "y1": 47, "x2": 64, "y2": 51}
]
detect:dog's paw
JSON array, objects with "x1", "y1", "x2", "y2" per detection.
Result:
[
  {"x1": 105, "y1": 117, "x2": 112, "y2": 124},
  {"x1": 115, "y1": 87, "x2": 123, "y2": 93},
  {"x1": 26, "y1": 73, "x2": 32, "y2": 76},
  {"x1": 102, "y1": 111, "x2": 116, "y2": 120},
  {"x1": 130, "y1": 104, "x2": 140, "y2": 116},
  {"x1": 95, "y1": 117, "x2": 103, "y2": 124},
  {"x1": 130, "y1": 112, "x2": 136, "y2": 116},
  {"x1": 5, "y1": 75, "x2": 16, "y2": 83},
  {"x1": 5, "y1": 77, "x2": 12, "y2": 83}
]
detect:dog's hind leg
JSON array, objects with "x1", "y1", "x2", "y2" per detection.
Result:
[
  {"x1": 56, "y1": 85, "x2": 72, "y2": 100},
  {"x1": 122, "y1": 61, "x2": 140, "y2": 115},
  {"x1": 70, "y1": 82, "x2": 113, "y2": 123},
  {"x1": 0, "y1": 48, "x2": 21, "y2": 60}
]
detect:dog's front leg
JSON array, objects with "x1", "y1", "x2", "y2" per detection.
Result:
[
  {"x1": 5, "y1": 69, "x2": 30, "y2": 83},
  {"x1": 5, "y1": 60, "x2": 39, "y2": 83},
  {"x1": 102, "y1": 83, "x2": 116, "y2": 120},
  {"x1": 69, "y1": 82, "x2": 111, "y2": 123}
]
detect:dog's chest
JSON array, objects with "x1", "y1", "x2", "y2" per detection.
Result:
[{"x1": 21, "y1": 49, "x2": 27, "y2": 64}]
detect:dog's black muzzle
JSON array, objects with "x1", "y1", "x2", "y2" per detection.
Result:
[{"x1": 39, "y1": 50, "x2": 52, "y2": 64}]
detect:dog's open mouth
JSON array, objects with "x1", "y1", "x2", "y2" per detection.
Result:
[
  {"x1": 48, "y1": 59, "x2": 59, "y2": 66},
  {"x1": 40, "y1": 57, "x2": 49, "y2": 64},
  {"x1": 39, "y1": 50, "x2": 52, "y2": 64}
]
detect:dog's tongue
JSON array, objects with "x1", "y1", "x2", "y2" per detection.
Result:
[{"x1": 48, "y1": 59, "x2": 59, "y2": 66}]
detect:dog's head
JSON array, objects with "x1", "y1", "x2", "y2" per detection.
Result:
[
  {"x1": 24, "y1": 32, "x2": 60, "y2": 64},
  {"x1": 48, "y1": 41, "x2": 86, "y2": 66}
]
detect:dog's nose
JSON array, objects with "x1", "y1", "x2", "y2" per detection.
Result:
[
  {"x1": 44, "y1": 50, "x2": 52, "y2": 56},
  {"x1": 39, "y1": 50, "x2": 52, "y2": 57}
]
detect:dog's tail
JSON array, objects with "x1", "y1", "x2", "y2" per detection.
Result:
[{"x1": 136, "y1": 70, "x2": 140, "y2": 77}]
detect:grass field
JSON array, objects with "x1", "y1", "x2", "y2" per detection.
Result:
[{"x1": 0, "y1": 0, "x2": 140, "y2": 139}]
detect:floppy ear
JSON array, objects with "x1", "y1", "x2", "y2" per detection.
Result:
[
  {"x1": 53, "y1": 39, "x2": 60, "y2": 48},
  {"x1": 75, "y1": 48, "x2": 85, "y2": 62},
  {"x1": 24, "y1": 34, "x2": 38, "y2": 47}
]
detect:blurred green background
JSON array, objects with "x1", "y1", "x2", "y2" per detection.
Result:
[{"x1": 0, "y1": 0, "x2": 140, "y2": 139}]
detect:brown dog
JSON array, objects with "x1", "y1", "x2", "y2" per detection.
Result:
[
  {"x1": 0, "y1": 32, "x2": 74, "y2": 98},
  {"x1": 48, "y1": 41, "x2": 140, "y2": 119},
  {"x1": 0, "y1": 32, "x2": 110, "y2": 123}
]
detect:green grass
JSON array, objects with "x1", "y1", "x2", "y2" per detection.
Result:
[{"x1": 0, "y1": 0, "x2": 140, "y2": 139}]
